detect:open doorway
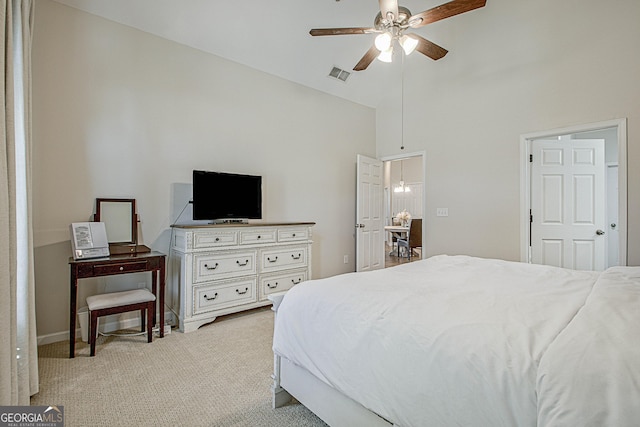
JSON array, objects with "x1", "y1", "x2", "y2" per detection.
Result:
[{"x1": 382, "y1": 153, "x2": 425, "y2": 268}]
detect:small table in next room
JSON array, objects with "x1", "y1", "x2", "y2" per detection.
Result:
[
  {"x1": 68, "y1": 251, "x2": 166, "y2": 358},
  {"x1": 384, "y1": 225, "x2": 409, "y2": 256}
]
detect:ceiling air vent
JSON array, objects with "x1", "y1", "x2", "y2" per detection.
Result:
[{"x1": 328, "y1": 66, "x2": 351, "y2": 83}]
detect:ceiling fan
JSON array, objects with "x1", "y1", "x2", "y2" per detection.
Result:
[{"x1": 310, "y1": 0, "x2": 486, "y2": 71}]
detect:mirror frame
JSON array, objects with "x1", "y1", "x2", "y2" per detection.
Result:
[{"x1": 94, "y1": 198, "x2": 137, "y2": 246}]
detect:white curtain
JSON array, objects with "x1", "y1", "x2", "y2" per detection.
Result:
[{"x1": 1, "y1": 0, "x2": 38, "y2": 405}]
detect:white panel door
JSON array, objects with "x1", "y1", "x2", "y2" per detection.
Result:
[
  {"x1": 607, "y1": 164, "x2": 619, "y2": 267},
  {"x1": 531, "y1": 139, "x2": 606, "y2": 270},
  {"x1": 356, "y1": 155, "x2": 384, "y2": 272}
]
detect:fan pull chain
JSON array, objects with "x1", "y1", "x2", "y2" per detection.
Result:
[{"x1": 401, "y1": 52, "x2": 405, "y2": 150}]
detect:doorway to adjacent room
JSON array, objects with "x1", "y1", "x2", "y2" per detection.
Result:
[{"x1": 382, "y1": 152, "x2": 425, "y2": 269}]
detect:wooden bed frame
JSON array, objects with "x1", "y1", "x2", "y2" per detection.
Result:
[{"x1": 269, "y1": 293, "x2": 394, "y2": 427}]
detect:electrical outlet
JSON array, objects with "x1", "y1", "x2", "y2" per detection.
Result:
[
  {"x1": 344, "y1": 255, "x2": 349, "y2": 264},
  {"x1": 164, "y1": 324, "x2": 171, "y2": 335}
]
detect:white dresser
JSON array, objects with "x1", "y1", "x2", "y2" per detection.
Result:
[{"x1": 168, "y1": 222, "x2": 314, "y2": 332}]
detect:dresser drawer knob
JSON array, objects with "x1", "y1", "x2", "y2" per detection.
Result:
[
  {"x1": 292, "y1": 233, "x2": 296, "y2": 237},
  {"x1": 215, "y1": 237, "x2": 220, "y2": 242},
  {"x1": 204, "y1": 262, "x2": 219, "y2": 270},
  {"x1": 291, "y1": 253, "x2": 302, "y2": 260},
  {"x1": 236, "y1": 287, "x2": 249, "y2": 295},
  {"x1": 236, "y1": 259, "x2": 249, "y2": 267},
  {"x1": 267, "y1": 256, "x2": 278, "y2": 263},
  {"x1": 119, "y1": 267, "x2": 124, "y2": 271},
  {"x1": 267, "y1": 282, "x2": 278, "y2": 289},
  {"x1": 257, "y1": 235, "x2": 261, "y2": 239},
  {"x1": 292, "y1": 278, "x2": 302, "y2": 285},
  {"x1": 204, "y1": 292, "x2": 218, "y2": 301}
]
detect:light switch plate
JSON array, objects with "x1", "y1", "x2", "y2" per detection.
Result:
[{"x1": 436, "y1": 208, "x2": 449, "y2": 217}]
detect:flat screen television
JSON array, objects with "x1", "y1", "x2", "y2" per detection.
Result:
[{"x1": 192, "y1": 170, "x2": 262, "y2": 222}]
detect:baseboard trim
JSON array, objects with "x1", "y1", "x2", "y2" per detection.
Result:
[{"x1": 37, "y1": 310, "x2": 175, "y2": 346}]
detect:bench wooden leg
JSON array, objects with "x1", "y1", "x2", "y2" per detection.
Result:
[
  {"x1": 140, "y1": 309, "x2": 145, "y2": 332},
  {"x1": 90, "y1": 311, "x2": 98, "y2": 357},
  {"x1": 146, "y1": 302, "x2": 153, "y2": 343}
]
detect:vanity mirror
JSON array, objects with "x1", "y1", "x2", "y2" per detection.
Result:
[{"x1": 94, "y1": 198, "x2": 149, "y2": 254}]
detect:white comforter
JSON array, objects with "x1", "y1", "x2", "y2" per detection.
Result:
[
  {"x1": 537, "y1": 266, "x2": 640, "y2": 426},
  {"x1": 272, "y1": 255, "x2": 640, "y2": 427}
]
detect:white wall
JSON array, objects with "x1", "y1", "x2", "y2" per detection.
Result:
[
  {"x1": 32, "y1": 1, "x2": 375, "y2": 339},
  {"x1": 376, "y1": 0, "x2": 640, "y2": 263}
]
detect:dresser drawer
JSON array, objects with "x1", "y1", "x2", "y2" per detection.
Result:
[
  {"x1": 240, "y1": 229, "x2": 276, "y2": 245},
  {"x1": 260, "y1": 270, "x2": 307, "y2": 298},
  {"x1": 192, "y1": 231, "x2": 238, "y2": 249},
  {"x1": 193, "y1": 278, "x2": 257, "y2": 314},
  {"x1": 277, "y1": 227, "x2": 309, "y2": 243},
  {"x1": 193, "y1": 251, "x2": 256, "y2": 283},
  {"x1": 260, "y1": 246, "x2": 308, "y2": 273}
]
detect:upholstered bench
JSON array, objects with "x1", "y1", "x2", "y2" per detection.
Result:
[{"x1": 86, "y1": 289, "x2": 156, "y2": 356}]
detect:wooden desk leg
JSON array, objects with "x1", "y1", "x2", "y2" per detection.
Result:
[
  {"x1": 151, "y1": 270, "x2": 157, "y2": 329},
  {"x1": 159, "y1": 257, "x2": 165, "y2": 338},
  {"x1": 151, "y1": 260, "x2": 165, "y2": 338},
  {"x1": 69, "y1": 267, "x2": 77, "y2": 358}
]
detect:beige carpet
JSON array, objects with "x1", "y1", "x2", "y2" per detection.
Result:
[{"x1": 32, "y1": 307, "x2": 327, "y2": 427}]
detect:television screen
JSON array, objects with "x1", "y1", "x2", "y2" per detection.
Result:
[{"x1": 192, "y1": 170, "x2": 262, "y2": 221}]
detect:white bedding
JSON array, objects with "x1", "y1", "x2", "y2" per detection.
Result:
[
  {"x1": 273, "y1": 255, "x2": 640, "y2": 427},
  {"x1": 537, "y1": 266, "x2": 640, "y2": 426}
]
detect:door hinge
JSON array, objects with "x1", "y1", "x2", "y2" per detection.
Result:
[
  {"x1": 529, "y1": 154, "x2": 533, "y2": 163},
  {"x1": 530, "y1": 209, "x2": 533, "y2": 223}
]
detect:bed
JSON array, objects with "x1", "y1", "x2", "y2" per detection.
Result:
[{"x1": 269, "y1": 255, "x2": 640, "y2": 427}]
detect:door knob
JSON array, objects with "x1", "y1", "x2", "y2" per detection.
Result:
[
  {"x1": 611, "y1": 223, "x2": 617, "y2": 229},
  {"x1": 596, "y1": 229, "x2": 605, "y2": 235},
  {"x1": 355, "y1": 224, "x2": 365, "y2": 228}
]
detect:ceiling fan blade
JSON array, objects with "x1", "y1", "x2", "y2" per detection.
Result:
[
  {"x1": 413, "y1": 35, "x2": 448, "y2": 60},
  {"x1": 310, "y1": 27, "x2": 375, "y2": 36},
  {"x1": 409, "y1": 0, "x2": 486, "y2": 28},
  {"x1": 379, "y1": 0, "x2": 399, "y2": 21},
  {"x1": 353, "y1": 46, "x2": 380, "y2": 71}
]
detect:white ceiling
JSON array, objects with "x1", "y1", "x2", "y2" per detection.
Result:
[{"x1": 51, "y1": 0, "x2": 485, "y2": 108}]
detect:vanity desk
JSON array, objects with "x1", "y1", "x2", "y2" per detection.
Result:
[
  {"x1": 68, "y1": 251, "x2": 166, "y2": 358},
  {"x1": 68, "y1": 198, "x2": 166, "y2": 358}
]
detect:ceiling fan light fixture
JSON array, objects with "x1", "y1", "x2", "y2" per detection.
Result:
[
  {"x1": 374, "y1": 32, "x2": 392, "y2": 51},
  {"x1": 399, "y1": 34, "x2": 418, "y2": 55},
  {"x1": 309, "y1": 0, "x2": 487, "y2": 71},
  {"x1": 377, "y1": 46, "x2": 393, "y2": 63}
]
